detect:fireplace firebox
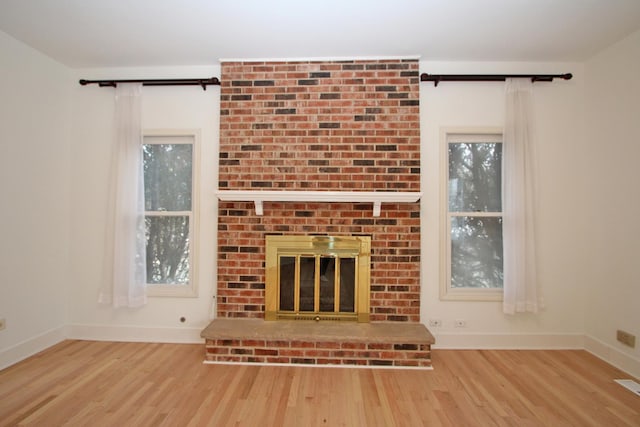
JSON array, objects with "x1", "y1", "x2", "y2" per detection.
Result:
[{"x1": 265, "y1": 235, "x2": 371, "y2": 322}]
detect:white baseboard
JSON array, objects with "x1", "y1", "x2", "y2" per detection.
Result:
[
  {"x1": 584, "y1": 335, "x2": 640, "y2": 380},
  {"x1": 0, "y1": 326, "x2": 67, "y2": 371},
  {"x1": 67, "y1": 323, "x2": 205, "y2": 344},
  {"x1": 432, "y1": 332, "x2": 585, "y2": 350}
]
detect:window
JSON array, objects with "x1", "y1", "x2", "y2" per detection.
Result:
[
  {"x1": 441, "y1": 130, "x2": 503, "y2": 300},
  {"x1": 143, "y1": 131, "x2": 199, "y2": 297}
]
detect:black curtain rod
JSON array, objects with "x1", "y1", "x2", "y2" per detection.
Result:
[
  {"x1": 420, "y1": 73, "x2": 572, "y2": 86},
  {"x1": 78, "y1": 77, "x2": 220, "y2": 90}
]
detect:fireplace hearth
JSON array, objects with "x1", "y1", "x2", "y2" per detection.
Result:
[{"x1": 201, "y1": 318, "x2": 435, "y2": 368}]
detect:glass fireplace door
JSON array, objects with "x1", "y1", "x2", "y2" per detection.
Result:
[
  {"x1": 277, "y1": 255, "x2": 356, "y2": 318},
  {"x1": 265, "y1": 236, "x2": 370, "y2": 322}
]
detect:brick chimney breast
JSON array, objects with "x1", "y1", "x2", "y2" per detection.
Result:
[{"x1": 217, "y1": 59, "x2": 420, "y2": 322}]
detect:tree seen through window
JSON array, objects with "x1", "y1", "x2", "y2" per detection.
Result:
[{"x1": 143, "y1": 143, "x2": 192, "y2": 285}]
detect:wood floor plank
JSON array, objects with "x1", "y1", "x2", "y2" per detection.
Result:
[{"x1": 1, "y1": 341, "x2": 639, "y2": 426}]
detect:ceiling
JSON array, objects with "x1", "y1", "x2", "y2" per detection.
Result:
[{"x1": 1, "y1": 0, "x2": 639, "y2": 68}]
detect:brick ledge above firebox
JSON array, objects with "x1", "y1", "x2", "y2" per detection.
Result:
[
  {"x1": 201, "y1": 318, "x2": 435, "y2": 368},
  {"x1": 215, "y1": 190, "x2": 422, "y2": 216}
]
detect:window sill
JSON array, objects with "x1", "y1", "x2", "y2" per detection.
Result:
[
  {"x1": 147, "y1": 284, "x2": 198, "y2": 298},
  {"x1": 440, "y1": 288, "x2": 503, "y2": 302}
]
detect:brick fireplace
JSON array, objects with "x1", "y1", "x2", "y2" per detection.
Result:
[
  {"x1": 202, "y1": 58, "x2": 433, "y2": 367},
  {"x1": 217, "y1": 58, "x2": 421, "y2": 320}
]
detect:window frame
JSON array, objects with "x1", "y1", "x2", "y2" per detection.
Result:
[
  {"x1": 440, "y1": 127, "x2": 504, "y2": 301},
  {"x1": 143, "y1": 129, "x2": 200, "y2": 298}
]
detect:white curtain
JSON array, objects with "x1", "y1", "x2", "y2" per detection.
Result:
[
  {"x1": 98, "y1": 83, "x2": 147, "y2": 308},
  {"x1": 502, "y1": 78, "x2": 542, "y2": 314}
]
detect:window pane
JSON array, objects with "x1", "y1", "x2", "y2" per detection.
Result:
[
  {"x1": 145, "y1": 215, "x2": 190, "y2": 284},
  {"x1": 319, "y1": 257, "x2": 335, "y2": 312},
  {"x1": 448, "y1": 143, "x2": 502, "y2": 212},
  {"x1": 279, "y1": 256, "x2": 295, "y2": 311},
  {"x1": 143, "y1": 144, "x2": 192, "y2": 211},
  {"x1": 299, "y1": 257, "x2": 316, "y2": 311},
  {"x1": 451, "y1": 216, "x2": 503, "y2": 288},
  {"x1": 339, "y1": 258, "x2": 355, "y2": 312}
]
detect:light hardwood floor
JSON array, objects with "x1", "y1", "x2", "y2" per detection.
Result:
[{"x1": 1, "y1": 340, "x2": 638, "y2": 426}]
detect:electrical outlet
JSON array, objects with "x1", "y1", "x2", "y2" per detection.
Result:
[
  {"x1": 428, "y1": 319, "x2": 442, "y2": 327},
  {"x1": 0, "y1": 318, "x2": 6, "y2": 331},
  {"x1": 454, "y1": 319, "x2": 467, "y2": 328},
  {"x1": 617, "y1": 330, "x2": 636, "y2": 348}
]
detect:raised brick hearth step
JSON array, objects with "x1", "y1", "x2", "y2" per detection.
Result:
[{"x1": 201, "y1": 318, "x2": 435, "y2": 368}]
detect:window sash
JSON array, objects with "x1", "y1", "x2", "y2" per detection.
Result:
[
  {"x1": 144, "y1": 214, "x2": 192, "y2": 285},
  {"x1": 447, "y1": 214, "x2": 503, "y2": 290}
]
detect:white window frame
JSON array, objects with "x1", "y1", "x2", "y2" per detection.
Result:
[
  {"x1": 440, "y1": 127, "x2": 504, "y2": 301},
  {"x1": 143, "y1": 129, "x2": 200, "y2": 298}
]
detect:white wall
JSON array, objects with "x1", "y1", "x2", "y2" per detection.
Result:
[
  {"x1": 583, "y1": 29, "x2": 640, "y2": 378},
  {"x1": 0, "y1": 31, "x2": 72, "y2": 368},
  {"x1": 68, "y1": 66, "x2": 219, "y2": 343},
  {"x1": 420, "y1": 61, "x2": 587, "y2": 349}
]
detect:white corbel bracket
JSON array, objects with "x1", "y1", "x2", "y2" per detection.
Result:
[{"x1": 373, "y1": 201, "x2": 382, "y2": 217}]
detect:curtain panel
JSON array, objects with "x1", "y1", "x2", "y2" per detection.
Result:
[
  {"x1": 502, "y1": 78, "x2": 542, "y2": 314},
  {"x1": 98, "y1": 83, "x2": 147, "y2": 308}
]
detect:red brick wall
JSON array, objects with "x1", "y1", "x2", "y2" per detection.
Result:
[
  {"x1": 204, "y1": 337, "x2": 431, "y2": 367},
  {"x1": 218, "y1": 59, "x2": 420, "y2": 322}
]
